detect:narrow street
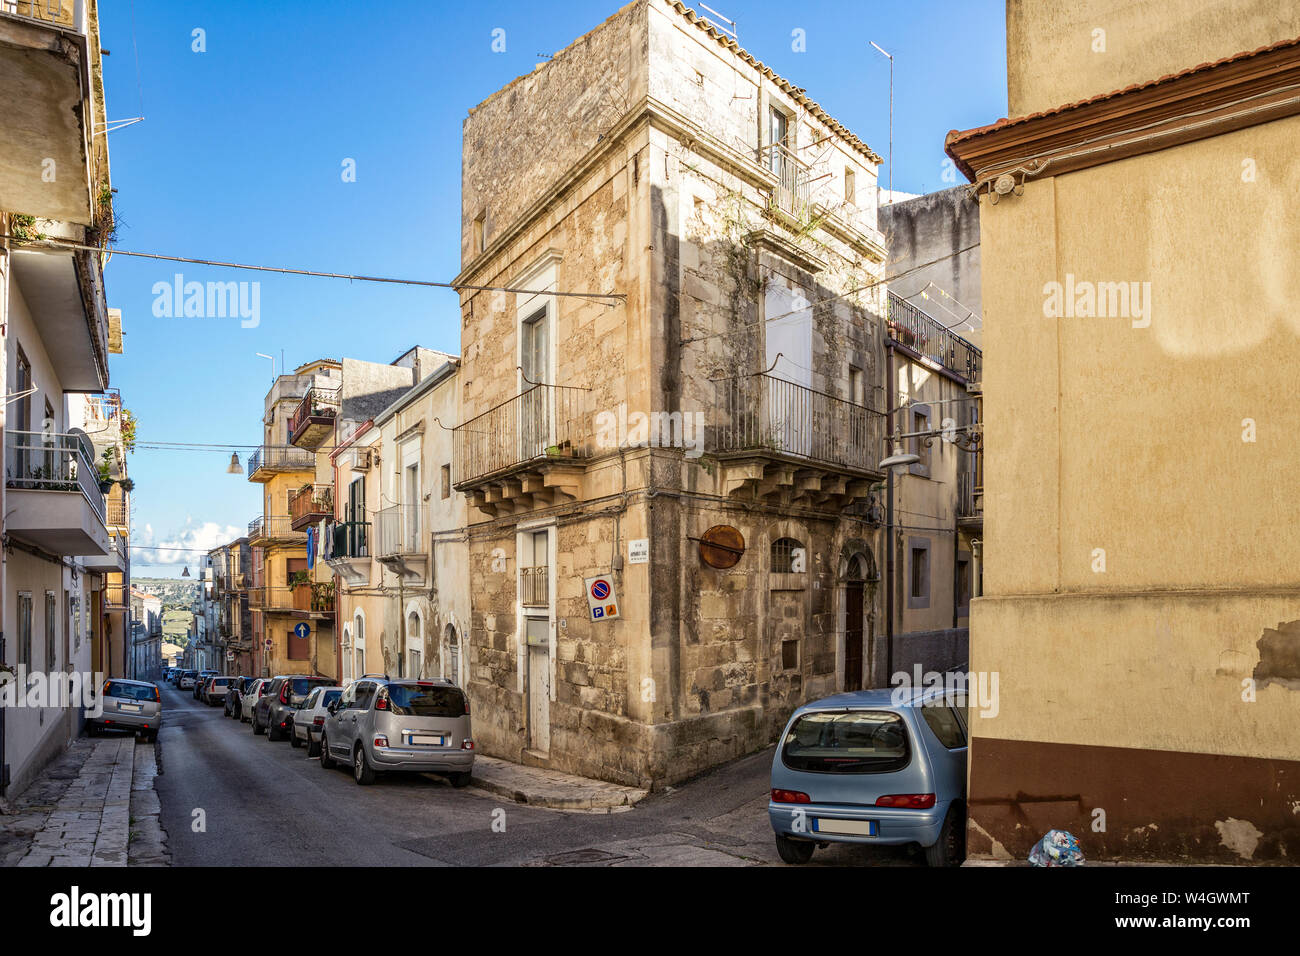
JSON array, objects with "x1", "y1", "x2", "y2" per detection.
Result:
[{"x1": 154, "y1": 683, "x2": 920, "y2": 867}]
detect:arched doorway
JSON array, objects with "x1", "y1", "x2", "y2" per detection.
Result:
[{"x1": 844, "y1": 554, "x2": 868, "y2": 691}]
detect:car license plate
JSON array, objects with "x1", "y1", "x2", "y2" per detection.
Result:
[
  {"x1": 812, "y1": 818, "x2": 877, "y2": 836},
  {"x1": 408, "y1": 734, "x2": 444, "y2": 746},
  {"x1": 119, "y1": 702, "x2": 142, "y2": 712}
]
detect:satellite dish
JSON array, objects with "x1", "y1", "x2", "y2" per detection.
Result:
[{"x1": 699, "y1": 525, "x2": 745, "y2": 569}]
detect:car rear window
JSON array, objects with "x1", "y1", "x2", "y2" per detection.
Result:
[
  {"x1": 781, "y1": 710, "x2": 910, "y2": 774},
  {"x1": 386, "y1": 683, "x2": 467, "y2": 718},
  {"x1": 211, "y1": 678, "x2": 231, "y2": 688},
  {"x1": 321, "y1": 690, "x2": 342, "y2": 706},
  {"x1": 291, "y1": 677, "x2": 331, "y2": 695},
  {"x1": 106, "y1": 682, "x2": 156, "y2": 702}
]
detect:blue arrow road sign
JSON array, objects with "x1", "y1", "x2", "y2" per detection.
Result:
[{"x1": 293, "y1": 622, "x2": 311, "y2": 639}]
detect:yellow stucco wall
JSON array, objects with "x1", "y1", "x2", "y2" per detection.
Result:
[{"x1": 972, "y1": 115, "x2": 1300, "y2": 763}]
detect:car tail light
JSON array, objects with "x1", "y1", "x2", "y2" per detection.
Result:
[
  {"x1": 375, "y1": 693, "x2": 389, "y2": 711},
  {"x1": 875, "y1": 793, "x2": 936, "y2": 809},
  {"x1": 373, "y1": 735, "x2": 388, "y2": 748},
  {"x1": 279, "y1": 684, "x2": 290, "y2": 704},
  {"x1": 153, "y1": 687, "x2": 161, "y2": 702},
  {"x1": 770, "y1": 789, "x2": 811, "y2": 804},
  {"x1": 461, "y1": 739, "x2": 475, "y2": 751},
  {"x1": 312, "y1": 716, "x2": 325, "y2": 727}
]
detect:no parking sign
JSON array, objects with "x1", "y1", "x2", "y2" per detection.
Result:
[{"x1": 584, "y1": 574, "x2": 620, "y2": 622}]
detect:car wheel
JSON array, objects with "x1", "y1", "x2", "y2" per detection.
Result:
[
  {"x1": 449, "y1": 771, "x2": 472, "y2": 789},
  {"x1": 353, "y1": 745, "x2": 375, "y2": 785},
  {"x1": 924, "y1": 805, "x2": 965, "y2": 868},
  {"x1": 306, "y1": 733, "x2": 321, "y2": 758},
  {"x1": 319, "y1": 734, "x2": 335, "y2": 769},
  {"x1": 290, "y1": 724, "x2": 302, "y2": 748},
  {"x1": 267, "y1": 717, "x2": 279, "y2": 741},
  {"x1": 252, "y1": 713, "x2": 265, "y2": 735},
  {"x1": 775, "y1": 834, "x2": 815, "y2": 864}
]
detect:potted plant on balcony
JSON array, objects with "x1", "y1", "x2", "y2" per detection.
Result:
[
  {"x1": 96, "y1": 451, "x2": 115, "y2": 494},
  {"x1": 289, "y1": 570, "x2": 311, "y2": 611}
]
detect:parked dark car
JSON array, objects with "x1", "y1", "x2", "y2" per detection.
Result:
[
  {"x1": 224, "y1": 677, "x2": 256, "y2": 718},
  {"x1": 254, "y1": 675, "x2": 336, "y2": 741},
  {"x1": 192, "y1": 670, "x2": 218, "y2": 699}
]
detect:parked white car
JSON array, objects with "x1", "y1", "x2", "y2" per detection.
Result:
[
  {"x1": 239, "y1": 678, "x2": 272, "y2": 723},
  {"x1": 292, "y1": 685, "x2": 343, "y2": 756}
]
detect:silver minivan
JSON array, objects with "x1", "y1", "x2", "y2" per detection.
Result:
[
  {"x1": 89, "y1": 679, "x2": 162, "y2": 742},
  {"x1": 319, "y1": 677, "x2": 474, "y2": 786}
]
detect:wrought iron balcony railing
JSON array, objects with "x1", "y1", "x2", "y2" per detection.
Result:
[
  {"x1": 289, "y1": 483, "x2": 333, "y2": 529},
  {"x1": 886, "y1": 292, "x2": 982, "y2": 384},
  {"x1": 249, "y1": 584, "x2": 334, "y2": 614},
  {"x1": 520, "y1": 565, "x2": 549, "y2": 607},
  {"x1": 248, "y1": 515, "x2": 304, "y2": 543},
  {"x1": 374, "y1": 504, "x2": 421, "y2": 558},
  {"x1": 761, "y1": 142, "x2": 812, "y2": 221},
  {"x1": 4, "y1": 429, "x2": 106, "y2": 522},
  {"x1": 328, "y1": 520, "x2": 370, "y2": 560},
  {"x1": 1, "y1": 0, "x2": 88, "y2": 35},
  {"x1": 246, "y1": 444, "x2": 314, "y2": 480},
  {"x1": 453, "y1": 383, "x2": 590, "y2": 487},
  {"x1": 713, "y1": 374, "x2": 886, "y2": 475},
  {"x1": 289, "y1": 385, "x2": 342, "y2": 448}
]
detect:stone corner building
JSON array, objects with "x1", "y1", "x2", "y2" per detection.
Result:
[{"x1": 452, "y1": 0, "x2": 894, "y2": 787}]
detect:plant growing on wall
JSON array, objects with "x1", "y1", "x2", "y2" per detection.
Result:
[{"x1": 120, "y1": 408, "x2": 138, "y2": 452}]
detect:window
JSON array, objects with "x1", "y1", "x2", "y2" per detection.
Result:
[
  {"x1": 911, "y1": 405, "x2": 932, "y2": 475},
  {"x1": 17, "y1": 592, "x2": 33, "y2": 670},
  {"x1": 353, "y1": 613, "x2": 366, "y2": 681},
  {"x1": 957, "y1": 555, "x2": 972, "y2": 613},
  {"x1": 441, "y1": 463, "x2": 451, "y2": 499},
  {"x1": 446, "y1": 623, "x2": 460, "y2": 686},
  {"x1": 922, "y1": 700, "x2": 967, "y2": 749},
  {"x1": 472, "y1": 212, "x2": 486, "y2": 254},
  {"x1": 844, "y1": 167, "x2": 856, "y2": 205},
  {"x1": 770, "y1": 537, "x2": 806, "y2": 589},
  {"x1": 768, "y1": 105, "x2": 789, "y2": 171},
  {"x1": 520, "y1": 308, "x2": 549, "y2": 383},
  {"x1": 781, "y1": 640, "x2": 799, "y2": 671},
  {"x1": 45, "y1": 591, "x2": 57, "y2": 671},
  {"x1": 781, "y1": 711, "x2": 910, "y2": 774},
  {"x1": 908, "y1": 538, "x2": 931, "y2": 609},
  {"x1": 406, "y1": 611, "x2": 422, "y2": 680},
  {"x1": 849, "y1": 366, "x2": 864, "y2": 406}
]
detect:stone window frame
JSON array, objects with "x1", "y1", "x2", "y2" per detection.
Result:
[{"x1": 907, "y1": 536, "x2": 931, "y2": 610}]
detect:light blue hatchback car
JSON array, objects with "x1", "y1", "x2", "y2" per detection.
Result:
[{"x1": 769, "y1": 686, "x2": 969, "y2": 866}]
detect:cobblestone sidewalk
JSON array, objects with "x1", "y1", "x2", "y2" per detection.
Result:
[{"x1": 0, "y1": 736, "x2": 169, "y2": 867}]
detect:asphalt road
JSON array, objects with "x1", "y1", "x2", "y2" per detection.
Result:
[{"x1": 154, "y1": 682, "x2": 921, "y2": 866}]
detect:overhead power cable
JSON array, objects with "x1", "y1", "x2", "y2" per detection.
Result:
[{"x1": 0, "y1": 235, "x2": 625, "y2": 304}]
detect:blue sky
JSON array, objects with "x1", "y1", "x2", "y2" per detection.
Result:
[{"x1": 101, "y1": 0, "x2": 1006, "y2": 576}]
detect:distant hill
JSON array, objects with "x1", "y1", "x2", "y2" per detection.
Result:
[{"x1": 133, "y1": 577, "x2": 199, "y2": 609}]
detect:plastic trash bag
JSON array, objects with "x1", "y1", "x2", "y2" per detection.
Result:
[{"x1": 1028, "y1": 829, "x2": 1084, "y2": 866}]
